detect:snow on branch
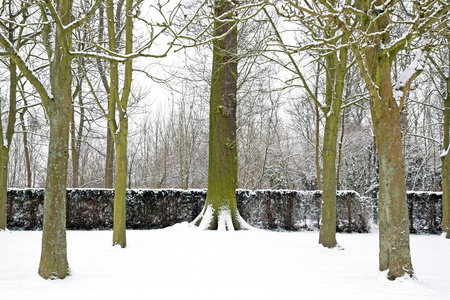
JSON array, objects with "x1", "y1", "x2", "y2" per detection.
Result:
[
  {"x1": 63, "y1": 0, "x2": 102, "y2": 32},
  {"x1": 441, "y1": 144, "x2": 450, "y2": 158},
  {"x1": 0, "y1": 32, "x2": 51, "y2": 110},
  {"x1": 393, "y1": 48, "x2": 426, "y2": 107}
]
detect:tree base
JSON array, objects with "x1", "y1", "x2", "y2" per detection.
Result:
[
  {"x1": 192, "y1": 205, "x2": 252, "y2": 231},
  {"x1": 38, "y1": 265, "x2": 70, "y2": 280}
]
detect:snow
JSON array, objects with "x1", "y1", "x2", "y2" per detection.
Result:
[
  {"x1": 394, "y1": 49, "x2": 426, "y2": 102},
  {"x1": 441, "y1": 144, "x2": 450, "y2": 158},
  {"x1": 1, "y1": 225, "x2": 450, "y2": 300}
]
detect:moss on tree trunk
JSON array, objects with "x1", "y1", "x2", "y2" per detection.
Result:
[
  {"x1": 0, "y1": 149, "x2": 8, "y2": 230},
  {"x1": 38, "y1": 109, "x2": 71, "y2": 279},
  {"x1": 319, "y1": 115, "x2": 339, "y2": 247},
  {"x1": 38, "y1": 0, "x2": 72, "y2": 279},
  {"x1": 112, "y1": 127, "x2": 128, "y2": 247},
  {"x1": 368, "y1": 56, "x2": 413, "y2": 280},
  {"x1": 348, "y1": 0, "x2": 414, "y2": 279},
  {"x1": 107, "y1": 0, "x2": 133, "y2": 246},
  {"x1": 319, "y1": 35, "x2": 347, "y2": 248},
  {"x1": 372, "y1": 101, "x2": 413, "y2": 279},
  {"x1": 194, "y1": 0, "x2": 245, "y2": 230}
]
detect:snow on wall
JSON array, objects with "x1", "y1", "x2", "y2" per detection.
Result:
[{"x1": 6, "y1": 188, "x2": 439, "y2": 233}]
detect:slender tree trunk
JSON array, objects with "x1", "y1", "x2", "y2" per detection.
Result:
[
  {"x1": 107, "y1": 0, "x2": 133, "y2": 247},
  {"x1": 0, "y1": 23, "x2": 18, "y2": 230},
  {"x1": 96, "y1": 5, "x2": 115, "y2": 188},
  {"x1": 71, "y1": 86, "x2": 80, "y2": 188},
  {"x1": 113, "y1": 128, "x2": 128, "y2": 247},
  {"x1": 319, "y1": 31, "x2": 347, "y2": 247},
  {"x1": 105, "y1": 110, "x2": 115, "y2": 188},
  {"x1": 315, "y1": 104, "x2": 322, "y2": 190},
  {"x1": 314, "y1": 63, "x2": 322, "y2": 190},
  {"x1": 336, "y1": 109, "x2": 345, "y2": 189},
  {"x1": 38, "y1": 0, "x2": 72, "y2": 279},
  {"x1": 0, "y1": 60, "x2": 15, "y2": 230},
  {"x1": 442, "y1": 62, "x2": 450, "y2": 238},
  {"x1": 194, "y1": 0, "x2": 245, "y2": 230},
  {"x1": 19, "y1": 106, "x2": 32, "y2": 188},
  {"x1": 0, "y1": 147, "x2": 8, "y2": 230},
  {"x1": 319, "y1": 111, "x2": 340, "y2": 247}
]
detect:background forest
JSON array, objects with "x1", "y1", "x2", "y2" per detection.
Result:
[{"x1": 0, "y1": 0, "x2": 445, "y2": 195}]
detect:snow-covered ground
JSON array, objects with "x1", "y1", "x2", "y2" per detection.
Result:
[{"x1": 1, "y1": 223, "x2": 449, "y2": 300}]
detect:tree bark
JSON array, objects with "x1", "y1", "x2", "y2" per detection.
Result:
[
  {"x1": 38, "y1": 0, "x2": 72, "y2": 279},
  {"x1": 96, "y1": 5, "x2": 115, "y2": 188},
  {"x1": 107, "y1": 0, "x2": 133, "y2": 247},
  {"x1": 347, "y1": 0, "x2": 414, "y2": 279},
  {"x1": 19, "y1": 105, "x2": 32, "y2": 188},
  {"x1": 113, "y1": 128, "x2": 128, "y2": 247},
  {"x1": 319, "y1": 111, "x2": 340, "y2": 247},
  {"x1": 442, "y1": 58, "x2": 450, "y2": 238},
  {"x1": 319, "y1": 24, "x2": 348, "y2": 248},
  {"x1": 372, "y1": 92, "x2": 413, "y2": 279},
  {"x1": 194, "y1": 0, "x2": 244, "y2": 230},
  {"x1": 0, "y1": 14, "x2": 19, "y2": 229}
]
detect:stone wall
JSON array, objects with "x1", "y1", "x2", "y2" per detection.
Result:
[{"x1": 6, "y1": 188, "x2": 371, "y2": 232}]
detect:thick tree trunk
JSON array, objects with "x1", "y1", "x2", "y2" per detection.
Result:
[
  {"x1": 372, "y1": 102, "x2": 413, "y2": 279},
  {"x1": 38, "y1": 0, "x2": 72, "y2": 279},
  {"x1": 194, "y1": 0, "x2": 246, "y2": 230},
  {"x1": 368, "y1": 55, "x2": 413, "y2": 279},
  {"x1": 348, "y1": 0, "x2": 414, "y2": 279},
  {"x1": 39, "y1": 106, "x2": 71, "y2": 279}
]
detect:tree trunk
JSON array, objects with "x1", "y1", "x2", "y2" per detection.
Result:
[
  {"x1": 372, "y1": 99, "x2": 413, "y2": 279},
  {"x1": 0, "y1": 148, "x2": 8, "y2": 230},
  {"x1": 96, "y1": 4, "x2": 115, "y2": 189},
  {"x1": 349, "y1": 0, "x2": 414, "y2": 279},
  {"x1": 0, "y1": 29, "x2": 18, "y2": 230},
  {"x1": 113, "y1": 128, "x2": 128, "y2": 247},
  {"x1": 319, "y1": 112, "x2": 340, "y2": 247},
  {"x1": 367, "y1": 54, "x2": 413, "y2": 279},
  {"x1": 38, "y1": 0, "x2": 72, "y2": 279},
  {"x1": 19, "y1": 106, "x2": 32, "y2": 188},
  {"x1": 193, "y1": 0, "x2": 246, "y2": 230},
  {"x1": 71, "y1": 97, "x2": 79, "y2": 188},
  {"x1": 315, "y1": 104, "x2": 322, "y2": 190},
  {"x1": 336, "y1": 109, "x2": 345, "y2": 189},
  {"x1": 442, "y1": 65, "x2": 450, "y2": 239},
  {"x1": 39, "y1": 105, "x2": 71, "y2": 279},
  {"x1": 0, "y1": 61, "x2": 15, "y2": 230},
  {"x1": 107, "y1": 0, "x2": 133, "y2": 247},
  {"x1": 106, "y1": 128, "x2": 115, "y2": 188},
  {"x1": 319, "y1": 32, "x2": 347, "y2": 248}
]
